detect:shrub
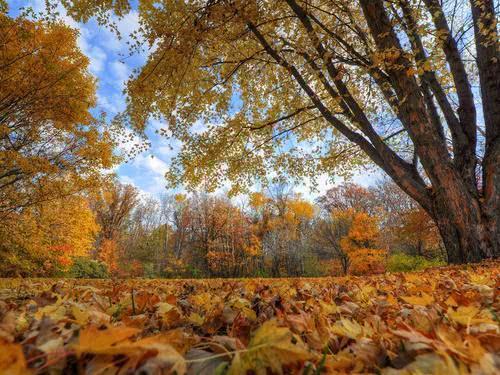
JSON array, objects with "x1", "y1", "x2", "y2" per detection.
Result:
[
  {"x1": 387, "y1": 253, "x2": 445, "y2": 273},
  {"x1": 69, "y1": 257, "x2": 109, "y2": 278}
]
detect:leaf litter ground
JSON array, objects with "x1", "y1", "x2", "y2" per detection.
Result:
[{"x1": 0, "y1": 261, "x2": 498, "y2": 374}]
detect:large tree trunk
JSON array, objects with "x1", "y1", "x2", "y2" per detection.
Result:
[
  {"x1": 429, "y1": 188, "x2": 497, "y2": 264},
  {"x1": 359, "y1": 0, "x2": 498, "y2": 264}
]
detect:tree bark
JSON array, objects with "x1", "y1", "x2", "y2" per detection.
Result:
[
  {"x1": 430, "y1": 191, "x2": 496, "y2": 264},
  {"x1": 359, "y1": 0, "x2": 498, "y2": 264}
]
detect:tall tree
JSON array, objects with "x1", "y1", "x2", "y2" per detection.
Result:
[
  {"x1": 317, "y1": 183, "x2": 378, "y2": 216},
  {"x1": 90, "y1": 181, "x2": 139, "y2": 265},
  {"x1": 62, "y1": 0, "x2": 499, "y2": 263},
  {"x1": 338, "y1": 210, "x2": 385, "y2": 274},
  {"x1": 0, "y1": 13, "x2": 115, "y2": 215}
]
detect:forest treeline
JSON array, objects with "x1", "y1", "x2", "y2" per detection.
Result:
[{"x1": 0, "y1": 177, "x2": 445, "y2": 278}]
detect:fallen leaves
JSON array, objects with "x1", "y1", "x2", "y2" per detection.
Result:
[
  {"x1": 0, "y1": 339, "x2": 29, "y2": 375},
  {"x1": 228, "y1": 319, "x2": 311, "y2": 375},
  {"x1": 0, "y1": 261, "x2": 498, "y2": 374}
]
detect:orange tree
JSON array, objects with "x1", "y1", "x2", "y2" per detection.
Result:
[
  {"x1": 336, "y1": 209, "x2": 386, "y2": 275},
  {"x1": 395, "y1": 208, "x2": 443, "y2": 258}
]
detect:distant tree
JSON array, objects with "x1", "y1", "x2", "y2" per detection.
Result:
[
  {"x1": 395, "y1": 208, "x2": 443, "y2": 258},
  {"x1": 339, "y1": 210, "x2": 386, "y2": 274},
  {"x1": 90, "y1": 181, "x2": 139, "y2": 267},
  {"x1": 372, "y1": 179, "x2": 443, "y2": 258},
  {"x1": 312, "y1": 213, "x2": 352, "y2": 275},
  {"x1": 317, "y1": 183, "x2": 378, "y2": 216},
  {"x1": 249, "y1": 187, "x2": 315, "y2": 276}
]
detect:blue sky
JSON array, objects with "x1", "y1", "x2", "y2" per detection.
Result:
[{"x1": 7, "y1": 0, "x2": 382, "y2": 200}]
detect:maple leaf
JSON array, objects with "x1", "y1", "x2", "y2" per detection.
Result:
[
  {"x1": 188, "y1": 312, "x2": 205, "y2": 326},
  {"x1": 319, "y1": 300, "x2": 338, "y2": 315},
  {"x1": 71, "y1": 303, "x2": 110, "y2": 325},
  {"x1": 435, "y1": 325, "x2": 486, "y2": 363},
  {"x1": 74, "y1": 325, "x2": 140, "y2": 355},
  {"x1": 156, "y1": 302, "x2": 182, "y2": 326},
  {"x1": 400, "y1": 292, "x2": 434, "y2": 306},
  {"x1": 331, "y1": 318, "x2": 367, "y2": 339},
  {"x1": 228, "y1": 319, "x2": 312, "y2": 375},
  {"x1": 382, "y1": 353, "x2": 468, "y2": 374},
  {"x1": 75, "y1": 326, "x2": 187, "y2": 373},
  {"x1": 34, "y1": 300, "x2": 67, "y2": 321}
]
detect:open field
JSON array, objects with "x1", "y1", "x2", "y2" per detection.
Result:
[{"x1": 0, "y1": 262, "x2": 498, "y2": 374}]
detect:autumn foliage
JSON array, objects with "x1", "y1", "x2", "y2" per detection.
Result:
[
  {"x1": 338, "y1": 210, "x2": 386, "y2": 275},
  {"x1": 0, "y1": 261, "x2": 498, "y2": 374},
  {"x1": 0, "y1": 3, "x2": 497, "y2": 373},
  {"x1": 0, "y1": 14, "x2": 115, "y2": 214}
]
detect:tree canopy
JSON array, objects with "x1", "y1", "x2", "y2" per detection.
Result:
[{"x1": 0, "y1": 13, "x2": 116, "y2": 215}]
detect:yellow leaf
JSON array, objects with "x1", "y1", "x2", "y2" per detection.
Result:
[
  {"x1": 76, "y1": 328, "x2": 186, "y2": 374},
  {"x1": 75, "y1": 325, "x2": 140, "y2": 355},
  {"x1": 319, "y1": 300, "x2": 338, "y2": 315},
  {"x1": 228, "y1": 319, "x2": 311, "y2": 375},
  {"x1": 15, "y1": 313, "x2": 29, "y2": 333},
  {"x1": 156, "y1": 302, "x2": 176, "y2": 314},
  {"x1": 469, "y1": 274, "x2": 493, "y2": 286},
  {"x1": 188, "y1": 312, "x2": 204, "y2": 326},
  {"x1": 447, "y1": 306, "x2": 495, "y2": 327},
  {"x1": 383, "y1": 353, "x2": 467, "y2": 374},
  {"x1": 445, "y1": 295, "x2": 458, "y2": 307},
  {"x1": 435, "y1": 325, "x2": 485, "y2": 362},
  {"x1": 386, "y1": 294, "x2": 398, "y2": 306},
  {"x1": 331, "y1": 319, "x2": 364, "y2": 339},
  {"x1": 401, "y1": 292, "x2": 434, "y2": 306},
  {"x1": 71, "y1": 304, "x2": 110, "y2": 325},
  {"x1": 35, "y1": 303, "x2": 66, "y2": 321}
]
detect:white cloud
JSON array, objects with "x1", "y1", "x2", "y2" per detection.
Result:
[
  {"x1": 96, "y1": 92, "x2": 125, "y2": 115},
  {"x1": 86, "y1": 45, "x2": 108, "y2": 74},
  {"x1": 109, "y1": 60, "x2": 130, "y2": 89},
  {"x1": 119, "y1": 174, "x2": 137, "y2": 186},
  {"x1": 191, "y1": 119, "x2": 209, "y2": 135},
  {"x1": 131, "y1": 154, "x2": 169, "y2": 177},
  {"x1": 115, "y1": 11, "x2": 141, "y2": 42}
]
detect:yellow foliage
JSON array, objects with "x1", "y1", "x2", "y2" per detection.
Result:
[
  {"x1": 0, "y1": 195, "x2": 99, "y2": 275},
  {"x1": 286, "y1": 199, "x2": 315, "y2": 221},
  {"x1": 249, "y1": 192, "x2": 267, "y2": 209},
  {"x1": 0, "y1": 13, "x2": 116, "y2": 214}
]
